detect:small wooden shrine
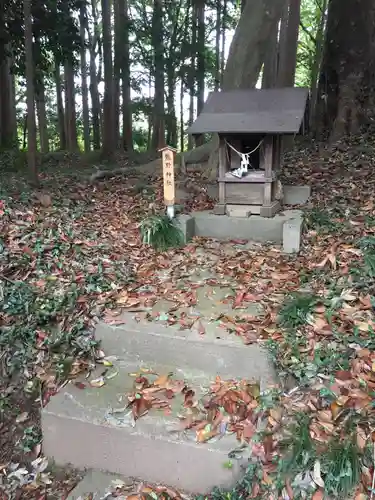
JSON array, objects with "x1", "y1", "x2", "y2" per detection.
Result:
[{"x1": 188, "y1": 87, "x2": 308, "y2": 217}]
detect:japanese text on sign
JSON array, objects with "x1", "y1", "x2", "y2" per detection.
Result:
[{"x1": 162, "y1": 148, "x2": 175, "y2": 205}]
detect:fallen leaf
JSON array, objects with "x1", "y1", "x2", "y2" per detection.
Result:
[
  {"x1": 90, "y1": 377, "x2": 105, "y2": 388},
  {"x1": 312, "y1": 489, "x2": 324, "y2": 500},
  {"x1": 154, "y1": 373, "x2": 171, "y2": 387},
  {"x1": 356, "y1": 427, "x2": 367, "y2": 450},
  {"x1": 36, "y1": 193, "x2": 52, "y2": 207},
  {"x1": 312, "y1": 460, "x2": 325, "y2": 488},
  {"x1": 16, "y1": 412, "x2": 29, "y2": 424},
  {"x1": 196, "y1": 320, "x2": 205, "y2": 335},
  {"x1": 74, "y1": 382, "x2": 86, "y2": 389}
]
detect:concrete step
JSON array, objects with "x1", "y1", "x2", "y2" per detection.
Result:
[
  {"x1": 94, "y1": 313, "x2": 275, "y2": 386},
  {"x1": 43, "y1": 360, "x2": 249, "y2": 493},
  {"x1": 42, "y1": 316, "x2": 277, "y2": 493},
  {"x1": 68, "y1": 470, "x2": 130, "y2": 499}
]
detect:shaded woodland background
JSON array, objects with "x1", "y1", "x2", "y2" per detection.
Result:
[{"x1": 0, "y1": 0, "x2": 374, "y2": 184}]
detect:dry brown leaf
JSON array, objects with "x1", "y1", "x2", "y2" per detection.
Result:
[
  {"x1": 154, "y1": 373, "x2": 170, "y2": 387},
  {"x1": 36, "y1": 192, "x2": 52, "y2": 207},
  {"x1": 330, "y1": 401, "x2": 344, "y2": 420},
  {"x1": 196, "y1": 320, "x2": 205, "y2": 335},
  {"x1": 317, "y1": 410, "x2": 333, "y2": 423},
  {"x1": 311, "y1": 489, "x2": 324, "y2": 500},
  {"x1": 356, "y1": 427, "x2": 367, "y2": 451}
]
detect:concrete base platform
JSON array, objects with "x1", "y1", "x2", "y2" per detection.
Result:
[
  {"x1": 43, "y1": 316, "x2": 276, "y2": 494},
  {"x1": 177, "y1": 209, "x2": 303, "y2": 253}
]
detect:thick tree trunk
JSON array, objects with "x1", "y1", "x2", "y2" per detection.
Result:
[
  {"x1": 316, "y1": 0, "x2": 375, "y2": 140},
  {"x1": 222, "y1": 0, "x2": 287, "y2": 90},
  {"x1": 24, "y1": 0, "x2": 38, "y2": 185},
  {"x1": 204, "y1": 0, "x2": 288, "y2": 178},
  {"x1": 80, "y1": 4, "x2": 91, "y2": 153}
]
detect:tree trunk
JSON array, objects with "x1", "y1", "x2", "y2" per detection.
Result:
[
  {"x1": 222, "y1": 0, "x2": 287, "y2": 90},
  {"x1": 64, "y1": 61, "x2": 79, "y2": 151},
  {"x1": 196, "y1": 0, "x2": 205, "y2": 115},
  {"x1": 90, "y1": 0, "x2": 102, "y2": 149},
  {"x1": 220, "y1": 0, "x2": 227, "y2": 87},
  {"x1": 9, "y1": 56, "x2": 17, "y2": 148},
  {"x1": 35, "y1": 77, "x2": 49, "y2": 153},
  {"x1": 309, "y1": 0, "x2": 328, "y2": 131},
  {"x1": 24, "y1": 0, "x2": 38, "y2": 184},
  {"x1": 278, "y1": 0, "x2": 301, "y2": 86},
  {"x1": 277, "y1": 1, "x2": 289, "y2": 85},
  {"x1": 113, "y1": 0, "x2": 121, "y2": 147},
  {"x1": 54, "y1": 62, "x2": 66, "y2": 150},
  {"x1": 80, "y1": 4, "x2": 90, "y2": 152},
  {"x1": 262, "y1": 22, "x2": 278, "y2": 88},
  {"x1": 214, "y1": 0, "x2": 221, "y2": 91},
  {"x1": 180, "y1": 81, "x2": 184, "y2": 152},
  {"x1": 188, "y1": 0, "x2": 196, "y2": 149},
  {"x1": 101, "y1": 0, "x2": 115, "y2": 155},
  {"x1": 118, "y1": 0, "x2": 133, "y2": 150},
  {"x1": 151, "y1": 0, "x2": 165, "y2": 149},
  {"x1": 166, "y1": 75, "x2": 177, "y2": 147},
  {"x1": 316, "y1": 0, "x2": 375, "y2": 140},
  {"x1": 205, "y1": 0, "x2": 288, "y2": 178},
  {"x1": 0, "y1": 51, "x2": 16, "y2": 149}
]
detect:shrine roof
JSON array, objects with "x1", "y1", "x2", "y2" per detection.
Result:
[{"x1": 188, "y1": 87, "x2": 308, "y2": 135}]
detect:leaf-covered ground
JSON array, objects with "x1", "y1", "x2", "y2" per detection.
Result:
[{"x1": 2, "y1": 139, "x2": 375, "y2": 499}]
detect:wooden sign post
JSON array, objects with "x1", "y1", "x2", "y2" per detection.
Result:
[{"x1": 159, "y1": 145, "x2": 177, "y2": 219}]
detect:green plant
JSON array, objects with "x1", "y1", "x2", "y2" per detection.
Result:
[
  {"x1": 305, "y1": 209, "x2": 345, "y2": 233},
  {"x1": 322, "y1": 436, "x2": 361, "y2": 498},
  {"x1": 278, "y1": 293, "x2": 319, "y2": 329},
  {"x1": 140, "y1": 214, "x2": 184, "y2": 252},
  {"x1": 279, "y1": 413, "x2": 316, "y2": 475},
  {"x1": 18, "y1": 425, "x2": 41, "y2": 453}
]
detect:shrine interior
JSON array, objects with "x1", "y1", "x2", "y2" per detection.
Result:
[{"x1": 225, "y1": 133, "x2": 265, "y2": 171}]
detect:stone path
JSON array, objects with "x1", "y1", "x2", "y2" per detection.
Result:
[{"x1": 42, "y1": 240, "x2": 281, "y2": 496}]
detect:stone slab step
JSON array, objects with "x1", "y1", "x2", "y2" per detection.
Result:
[
  {"x1": 94, "y1": 313, "x2": 276, "y2": 387},
  {"x1": 43, "y1": 360, "x2": 250, "y2": 494},
  {"x1": 68, "y1": 470, "x2": 128, "y2": 499}
]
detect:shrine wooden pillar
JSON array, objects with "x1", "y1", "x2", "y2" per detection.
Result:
[
  {"x1": 259, "y1": 135, "x2": 281, "y2": 217},
  {"x1": 213, "y1": 134, "x2": 228, "y2": 215}
]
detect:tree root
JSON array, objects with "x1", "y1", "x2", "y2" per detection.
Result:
[
  {"x1": 89, "y1": 142, "x2": 215, "y2": 183},
  {"x1": 89, "y1": 167, "x2": 130, "y2": 182}
]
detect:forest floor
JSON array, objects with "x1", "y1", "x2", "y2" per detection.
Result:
[{"x1": 2, "y1": 138, "x2": 375, "y2": 499}]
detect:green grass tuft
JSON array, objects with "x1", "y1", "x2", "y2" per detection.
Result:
[
  {"x1": 322, "y1": 436, "x2": 361, "y2": 498},
  {"x1": 140, "y1": 214, "x2": 184, "y2": 252},
  {"x1": 278, "y1": 293, "x2": 319, "y2": 329},
  {"x1": 279, "y1": 413, "x2": 316, "y2": 475}
]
